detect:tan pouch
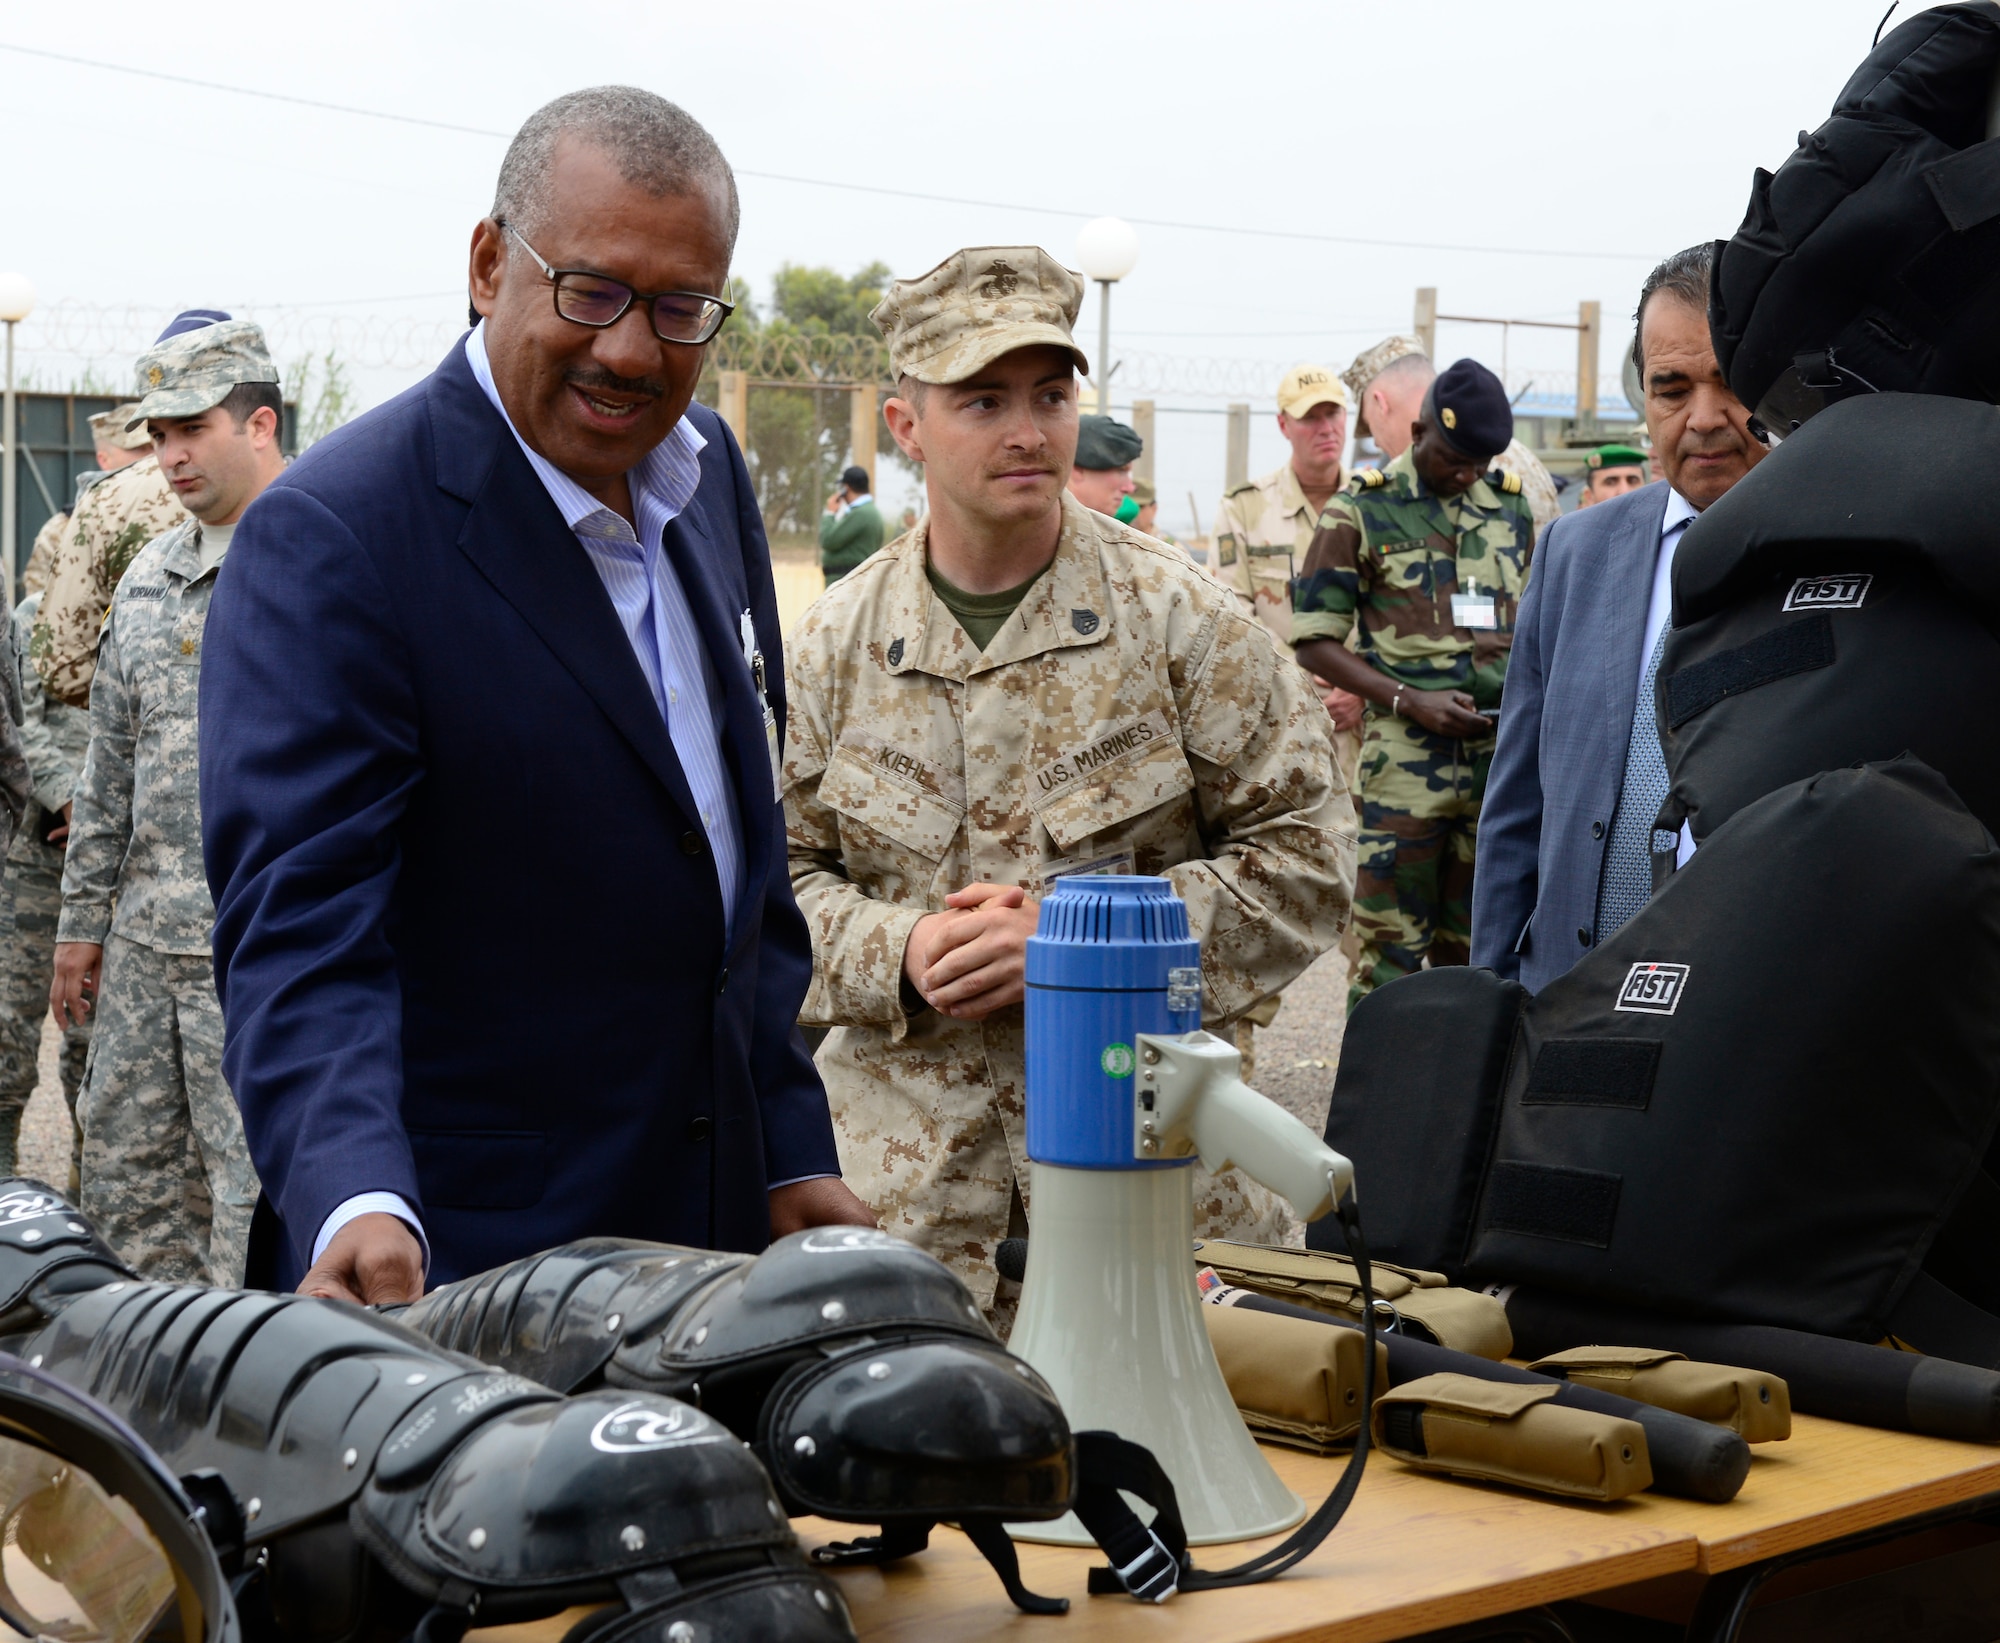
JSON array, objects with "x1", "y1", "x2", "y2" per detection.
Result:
[
  {"x1": 1192, "y1": 1239, "x2": 1513, "y2": 1360},
  {"x1": 1200, "y1": 1301, "x2": 1387, "y2": 1453},
  {"x1": 1370, "y1": 1372, "x2": 1652, "y2": 1501},
  {"x1": 1526, "y1": 1345, "x2": 1792, "y2": 1443}
]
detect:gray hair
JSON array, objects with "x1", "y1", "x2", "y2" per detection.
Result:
[
  {"x1": 492, "y1": 86, "x2": 740, "y2": 250},
  {"x1": 1632, "y1": 243, "x2": 1715, "y2": 372},
  {"x1": 1374, "y1": 352, "x2": 1435, "y2": 391}
]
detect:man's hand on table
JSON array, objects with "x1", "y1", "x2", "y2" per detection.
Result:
[
  {"x1": 902, "y1": 881, "x2": 1040, "y2": 1020},
  {"x1": 770, "y1": 1176, "x2": 879, "y2": 1239},
  {"x1": 299, "y1": 1211, "x2": 426, "y2": 1305}
]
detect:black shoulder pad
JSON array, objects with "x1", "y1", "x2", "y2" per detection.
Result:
[
  {"x1": 399, "y1": 1238, "x2": 725, "y2": 1394},
  {"x1": 647, "y1": 1229, "x2": 993, "y2": 1385}
]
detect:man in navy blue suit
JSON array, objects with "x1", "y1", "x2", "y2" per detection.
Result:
[
  {"x1": 201, "y1": 87, "x2": 873, "y2": 1302},
  {"x1": 1471, "y1": 245, "x2": 1768, "y2": 992}
]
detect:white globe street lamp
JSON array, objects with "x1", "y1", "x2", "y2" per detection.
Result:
[
  {"x1": 1075, "y1": 219, "x2": 1139, "y2": 417},
  {"x1": 0, "y1": 273, "x2": 36, "y2": 599}
]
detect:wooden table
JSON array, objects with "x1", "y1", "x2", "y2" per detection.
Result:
[{"x1": 476, "y1": 1413, "x2": 2000, "y2": 1643}]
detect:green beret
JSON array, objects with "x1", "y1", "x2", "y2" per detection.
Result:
[
  {"x1": 1587, "y1": 444, "x2": 1649, "y2": 471},
  {"x1": 1075, "y1": 414, "x2": 1144, "y2": 470}
]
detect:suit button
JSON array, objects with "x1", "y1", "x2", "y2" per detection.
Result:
[
  {"x1": 680, "y1": 832, "x2": 703, "y2": 857},
  {"x1": 687, "y1": 1116, "x2": 713, "y2": 1142},
  {"x1": 1577, "y1": 927, "x2": 1591, "y2": 947},
  {"x1": 1591, "y1": 820, "x2": 1605, "y2": 839}
]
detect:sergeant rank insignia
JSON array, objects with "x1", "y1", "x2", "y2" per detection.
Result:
[
  {"x1": 886, "y1": 638, "x2": 904, "y2": 667},
  {"x1": 1071, "y1": 609, "x2": 1100, "y2": 635}
]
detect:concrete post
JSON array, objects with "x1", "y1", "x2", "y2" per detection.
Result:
[
  {"x1": 848, "y1": 384, "x2": 878, "y2": 494},
  {"x1": 1414, "y1": 287, "x2": 1437, "y2": 360},
  {"x1": 1131, "y1": 399, "x2": 1156, "y2": 484},
  {"x1": 1225, "y1": 402, "x2": 1250, "y2": 491},
  {"x1": 1575, "y1": 300, "x2": 1601, "y2": 433},
  {"x1": 718, "y1": 370, "x2": 749, "y2": 448}
]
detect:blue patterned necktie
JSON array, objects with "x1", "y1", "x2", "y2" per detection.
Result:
[{"x1": 1596, "y1": 540, "x2": 1688, "y2": 942}]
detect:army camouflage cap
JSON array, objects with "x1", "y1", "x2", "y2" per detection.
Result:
[
  {"x1": 871, "y1": 246, "x2": 1090, "y2": 386},
  {"x1": 1586, "y1": 443, "x2": 1649, "y2": 470},
  {"x1": 87, "y1": 405, "x2": 151, "y2": 452},
  {"x1": 127, "y1": 320, "x2": 280, "y2": 430},
  {"x1": 1341, "y1": 334, "x2": 1430, "y2": 405},
  {"x1": 1278, "y1": 364, "x2": 1348, "y2": 418}
]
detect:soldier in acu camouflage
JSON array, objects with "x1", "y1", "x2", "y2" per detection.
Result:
[
  {"x1": 51, "y1": 318, "x2": 283, "y2": 1285},
  {"x1": 0, "y1": 592, "x2": 93, "y2": 1186},
  {"x1": 1292, "y1": 358, "x2": 1534, "y2": 1011},
  {"x1": 785, "y1": 246, "x2": 1357, "y2": 1324}
]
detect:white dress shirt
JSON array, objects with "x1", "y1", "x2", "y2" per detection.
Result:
[{"x1": 313, "y1": 326, "x2": 750, "y2": 1271}]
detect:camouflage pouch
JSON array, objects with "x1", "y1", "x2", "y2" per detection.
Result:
[
  {"x1": 1526, "y1": 1346, "x2": 1792, "y2": 1443},
  {"x1": 1198, "y1": 1299, "x2": 1387, "y2": 1455},
  {"x1": 1371, "y1": 1373, "x2": 1652, "y2": 1502},
  {"x1": 1192, "y1": 1239, "x2": 1512, "y2": 1360}
]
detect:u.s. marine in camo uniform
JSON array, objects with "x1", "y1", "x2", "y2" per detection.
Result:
[
  {"x1": 1291, "y1": 359, "x2": 1533, "y2": 1010},
  {"x1": 785, "y1": 247, "x2": 1356, "y2": 1319}
]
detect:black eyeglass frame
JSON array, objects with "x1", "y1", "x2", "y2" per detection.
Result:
[{"x1": 498, "y1": 219, "x2": 735, "y2": 345}]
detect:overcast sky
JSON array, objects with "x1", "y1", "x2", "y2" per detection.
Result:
[{"x1": 0, "y1": 0, "x2": 1935, "y2": 529}]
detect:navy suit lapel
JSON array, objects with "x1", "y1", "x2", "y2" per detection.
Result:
[
  {"x1": 428, "y1": 346, "x2": 705, "y2": 831},
  {"x1": 1602, "y1": 484, "x2": 1673, "y2": 755},
  {"x1": 657, "y1": 493, "x2": 768, "y2": 949}
]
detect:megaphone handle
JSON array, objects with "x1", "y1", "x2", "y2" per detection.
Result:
[{"x1": 1185, "y1": 1074, "x2": 1349, "y2": 1222}]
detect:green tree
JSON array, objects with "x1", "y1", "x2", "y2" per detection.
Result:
[{"x1": 700, "y1": 262, "x2": 904, "y2": 537}]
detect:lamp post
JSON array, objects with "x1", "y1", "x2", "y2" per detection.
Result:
[
  {"x1": 1074, "y1": 218, "x2": 1139, "y2": 418},
  {"x1": 0, "y1": 274, "x2": 36, "y2": 599}
]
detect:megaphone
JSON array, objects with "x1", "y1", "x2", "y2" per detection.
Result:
[{"x1": 1008, "y1": 875, "x2": 1355, "y2": 1546}]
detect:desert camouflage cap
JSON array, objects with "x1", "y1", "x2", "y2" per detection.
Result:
[
  {"x1": 87, "y1": 405, "x2": 151, "y2": 451},
  {"x1": 128, "y1": 320, "x2": 279, "y2": 430},
  {"x1": 871, "y1": 246, "x2": 1090, "y2": 386},
  {"x1": 1341, "y1": 334, "x2": 1430, "y2": 405},
  {"x1": 1278, "y1": 363, "x2": 1348, "y2": 418}
]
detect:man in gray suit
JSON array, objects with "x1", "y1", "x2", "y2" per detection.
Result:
[{"x1": 1471, "y1": 246, "x2": 1767, "y2": 991}]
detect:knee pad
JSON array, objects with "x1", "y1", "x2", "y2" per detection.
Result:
[{"x1": 404, "y1": 1229, "x2": 1083, "y2": 1610}]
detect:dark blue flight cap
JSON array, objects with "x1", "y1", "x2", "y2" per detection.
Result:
[
  {"x1": 1425, "y1": 358, "x2": 1514, "y2": 460},
  {"x1": 154, "y1": 308, "x2": 233, "y2": 344}
]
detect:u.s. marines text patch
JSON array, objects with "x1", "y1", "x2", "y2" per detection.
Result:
[{"x1": 1031, "y1": 710, "x2": 1173, "y2": 797}]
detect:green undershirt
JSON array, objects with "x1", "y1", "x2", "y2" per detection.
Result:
[{"x1": 925, "y1": 559, "x2": 1048, "y2": 651}]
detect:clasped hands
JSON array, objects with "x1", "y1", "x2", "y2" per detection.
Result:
[{"x1": 903, "y1": 881, "x2": 1040, "y2": 1020}]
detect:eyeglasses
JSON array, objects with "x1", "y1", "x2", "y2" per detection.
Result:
[{"x1": 499, "y1": 220, "x2": 734, "y2": 345}]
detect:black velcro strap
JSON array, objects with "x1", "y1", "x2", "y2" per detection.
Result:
[
  {"x1": 1524, "y1": 1040, "x2": 1662, "y2": 1111},
  {"x1": 1379, "y1": 1402, "x2": 1427, "y2": 1457},
  {"x1": 1483, "y1": 1161, "x2": 1622, "y2": 1248},
  {"x1": 1664, "y1": 615, "x2": 1834, "y2": 730},
  {"x1": 960, "y1": 1517, "x2": 1068, "y2": 1616},
  {"x1": 808, "y1": 1521, "x2": 932, "y2": 1567}
]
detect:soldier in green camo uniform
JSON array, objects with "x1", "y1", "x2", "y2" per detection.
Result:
[
  {"x1": 1291, "y1": 359, "x2": 1533, "y2": 1010},
  {"x1": 51, "y1": 320, "x2": 284, "y2": 1285},
  {"x1": 0, "y1": 590, "x2": 93, "y2": 1186}
]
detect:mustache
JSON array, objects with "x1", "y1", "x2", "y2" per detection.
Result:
[{"x1": 564, "y1": 366, "x2": 666, "y2": 400}]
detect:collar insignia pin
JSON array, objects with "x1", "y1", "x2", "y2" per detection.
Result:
[
  {"x1": 1071, "y1": 609, "x2": 1100, "y2": 636},
  {"x1": 886, "y1": 637, "x2": 905, "y2": 667}
]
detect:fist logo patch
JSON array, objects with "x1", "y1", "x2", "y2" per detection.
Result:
[
  {"x1": 1614, "y1": 962, "x2": 1689, "y2": 1016},
  {"x1": 1782, "y1": 574, "x2": 1872, "y2": 612}
]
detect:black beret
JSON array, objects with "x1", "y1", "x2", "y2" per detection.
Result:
[
  {"x1": 1075, "y1": 414, "x2": 1144, "y2": 470},
  {"x1": 1424, "y1": 358, "x2": 1513, "y2": 460}
]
